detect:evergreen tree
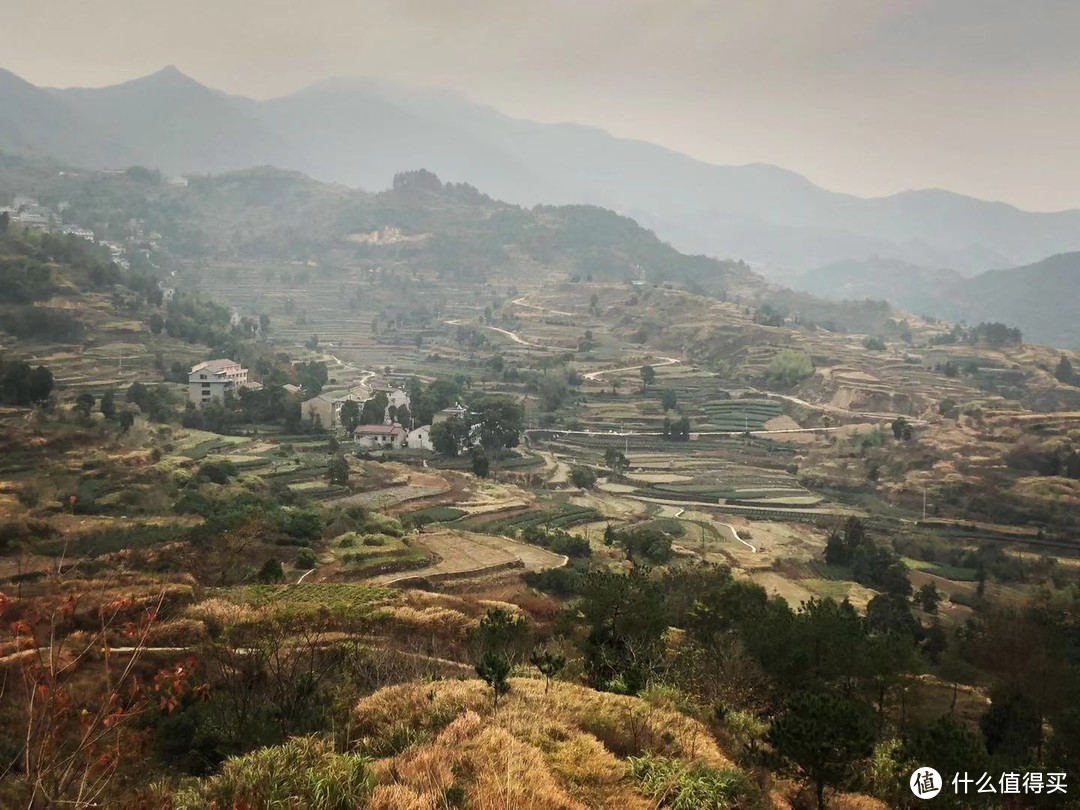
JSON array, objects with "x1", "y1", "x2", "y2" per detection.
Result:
[{"x1": 769, "y1": 689, "x2": 875, "y2": 810}]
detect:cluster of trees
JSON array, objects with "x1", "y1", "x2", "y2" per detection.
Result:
[
  {"x1": 662, "y1": 415, "x2": 691, "y2": 441},
  {"x1": 159, "y1": 292, "x2": 235, "y2": 351},
  {"x1": 1006, "y1": 438, "x2": 1080, "y2": 481},
  {"x1": 969, "y1": 321, "x2": 1023, "y2": 347},
  {"x1": 602, "y1": 524, "x2": 674, "y2": 565},
  {"x1": 1055, "y1": 355, "x2": 1077, "y2": 386},
  {"x1": 569, "y1": 465, "x2": 597, "y2": 489},
  {"x1": 519, "y1": 524, "x2": 591, "y2": 558},
  {"x1": 931, "y1": 322, "x2": 1022, "y2": 348},
  {"x1": 182, "y1": 385, "x2": 307, "y2": 434},
  {"x1": 0, "y1": 226, "x2": 136, "y2": 298},
  {"x1": 66, "y1": 389, "x2": 136, "y2": 432},
  {"x1": 824, "y1": 517, "x2": 911, "y2": 596},
  {"x1": 428, "y1": 395, "x2": 525, "y2": 474},
  {"x1": 0, "y1": 255, "x2": 54, "y2": 304},
  {"x1": 0, "y1": 359, "x2": 53, "y2": 406},
  {"x1": 407, "y1": 377, "x2": 464, "y2": 426},
  {"x1": 752, "y1": 303, "x2": 786, "y2": 327},
  {"x1": 604, "y1": 447, "x2": 629, "y2": 477},
  {"x1": 525, "y1": 551, "x2": 1080, "y2": 808},
  {"x1": 763, "y1": 350, "x2": 814, "y2": 389},
  {"x1": 125, "y1": 381, "x2": 174, "y2": 423},
  {"x1": 891, "y1": 416, "x2": 914, "y2": 440},
  {"x1": 0, "y1": 307, "x2": 85, "y2": 342}
]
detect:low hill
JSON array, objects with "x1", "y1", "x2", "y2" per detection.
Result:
[
  {"x1": 789, "y1": 257, "x2": 964, "y2": 313},
  {"x1": 960, "y1": 252, "x2": 1080, "y2": 348},
  {"x1": 788, "y1": 253, "x2": 1080, "y2": 349}
]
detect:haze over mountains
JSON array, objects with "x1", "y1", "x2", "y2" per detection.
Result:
[{"x1": 2, "y1": 64, "x2": 1080, "y2": 346}]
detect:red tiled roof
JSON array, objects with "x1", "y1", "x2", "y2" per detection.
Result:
[{"x1": 354, "y1": 424, "x2": 404, "y2": 435}]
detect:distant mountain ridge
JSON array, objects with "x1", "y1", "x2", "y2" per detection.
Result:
[
  {"x1": 789, "y1": 253, "x2": 1080, "y2": 349},
  {"x1": 1, "y1": 66, "x2": 1079, "y2": 276}
]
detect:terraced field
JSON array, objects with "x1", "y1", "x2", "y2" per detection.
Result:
[{"x1": 371, "y1": 530, "x2": 567, "y2": 585}]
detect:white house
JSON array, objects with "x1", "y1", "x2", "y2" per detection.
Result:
[
  {"x1": 407, "y1": 425, "x2": 433, "y2": 451},
  {"x1": 432, "y1": 403, "x2": 468, "y2": 424},
  {"x1": 188, "y1": 359, "x2": 250, "y2": 406},
  {"x1": 301, "y1": 391, "x2": 366, "y2": 429},
  {"x1": 354, "y1": 423, "x2": 406, "y2": 449},
  {"x1": 370, "y1": 386, "x2": 412, "y2": 425}
]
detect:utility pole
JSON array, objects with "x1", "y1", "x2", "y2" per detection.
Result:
[{"x1": 922, "y1": 487, "x2": 927, "y2": 521}]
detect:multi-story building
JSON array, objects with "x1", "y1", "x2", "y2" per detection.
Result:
[{"x1": 188, "y1": 359, "x2": 249, "y2": 406}]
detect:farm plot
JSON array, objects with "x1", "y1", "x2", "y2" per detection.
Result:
[
  {"x1": 698, "y1": 399, "x2": 783, "y2": 432},
  {"x1": 222, "y1": 582, "x2": 396, "y2": 616},
  {"x1": 329, "y1": 484, "x2": 449, "y2": 509},
  {"x1": 370, "y1": 530, "x2": 567, "y2": 584},
  {"x1": 474, "y1": 503, "x2": 602, "y2": 534},
  {"x1": 332, "y1": 532, "x2": 434, "y2": 577}
]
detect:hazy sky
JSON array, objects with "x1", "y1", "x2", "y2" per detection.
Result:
[{"x1": 3, "y1": 0, "x2": 1078, "y2": 210}]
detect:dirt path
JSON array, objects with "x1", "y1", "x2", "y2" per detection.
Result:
[
  {"x1": 511, "y1": 296, "x2": 573, "y2": 317},
  {"x1": 715, "y1": 521, "x2": 757, "y2": 552},
  {"x1": 582, "y1": 356, "x2": 680, "y2": 382},
  {"x1": 444, "y1": 319, "x2": 543, "y2": 348},
  {"x1": 484, "y1": 325, "x2": 542, "y2": 347},
  {"x1": 536, "y1": 450, "x2": 571, "y2": 485},
  {"x1": 764, "y1": 391, "x2": 927, "y2": 424}
]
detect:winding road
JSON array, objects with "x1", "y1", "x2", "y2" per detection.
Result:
[
  {"x1": 583, "y1": 356, "x2": 680, "y2": 382},
  {"x1": 511, "y1": 296, "x2": 573, "y2": 317}
]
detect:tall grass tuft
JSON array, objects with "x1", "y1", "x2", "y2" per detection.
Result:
[
  {"x1": 629, "y1": 754, "x2": 766, "y2": 809},
  {"x1": 171, "y1": 736, "x2": 371, "y2": 810}
]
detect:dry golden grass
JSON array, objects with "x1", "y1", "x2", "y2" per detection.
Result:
[
  {"x1": 371, "y1": 710, "x2": 593, "y2": 810},
  {"x1": 367, "y1": 784, "x2": 439, "y2": 810},
  {"x1": 183, "y1": 597, "x2": 261, "y2": 629},
  {"x1": 145, "y1": 617, "x2": 207, "y2": 646},
  {"x1": 369, "y1": 604, "x2": 476, "y2": 640},
  {"x1": 353, "y1": 677, "x2": 733, "y2": 809}
]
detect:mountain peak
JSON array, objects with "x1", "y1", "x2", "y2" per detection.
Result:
[{"x1": 140, "y1": 64, "x2": 201, "y2": 87}]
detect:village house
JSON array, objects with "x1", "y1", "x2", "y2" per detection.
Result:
[
  {"x1": 354, "y1": 423, "x2": 406, "y2": 450},
  {"x1": 368, "y1": 386, "x2": 412, "y2": 425},
  {"x1": 406, "y1": 424, "x2": 433, "y2": 450},
  {"x1": 301, "y1": 390, "x2": 366, "y2": 429},
  {"x1": 188, "y1": 359, "x2": 251, "y2": 406},
  {"x1": 432, "y1": 403, "x2": 468, "y2": 424}
]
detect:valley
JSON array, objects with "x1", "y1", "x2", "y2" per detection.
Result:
[{"x1": 1, "y1": 161, "x2": 1080, "y2": 809}]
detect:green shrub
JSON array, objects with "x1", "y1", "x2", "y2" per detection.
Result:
[
  {"x1": 354, "y1": 724, "x2": 430, "y2": 758},
  {"x1": 763, "y1": 350, "x2": 814, "y2": 389},
  {"x1": 171, "y1": 736, "x2": 372, "y2": 810},
  {"x1": 198, "y1": 459, "x2": 238, "y2": 485},
  {"x1": 361, "y1": 512, "x2": 405, "y2": 537},
  {"x1": 405, "y1": 506, "x2": 467, "y2": 526},
  {"x1": 949, "y1": 591, "x2": 978, "y2": 608},
  {"x1": 570, "y1": 466, "x2": 598, "y2": 489},
  {"x1": 295, "y1": 548, "x2": 318, "y2": 569},
  {"x1": 629, "y1": 754, "x2": 763, "y2": 809}
]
